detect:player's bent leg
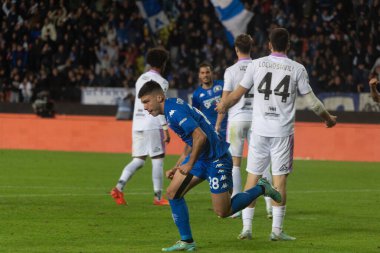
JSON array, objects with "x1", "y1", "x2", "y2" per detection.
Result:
[
  {"x1": 257, "y1": 177, "x2": 282, "y2": 203},
  {"x1": 243, "y1": 173, "x2": 261, "y2": 207},
  {"x1": 211, "y1": 191, "x2": 232, "y2": 218},
  {"x1": 211, "y1": 181, "x2": 268, "y2": 218},
  {"x1": 151, "y1": 154, "x2": 169, "y2": 205},
  {"x1": 111, "y1": 156, "x2": 146, "y2": 205}
]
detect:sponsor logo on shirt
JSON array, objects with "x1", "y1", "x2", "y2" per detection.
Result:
[
  {"x1": 169, "y1": 110, "x2": 176, "y2": 117},
  {"x1": 215, "y1": 163, "x2": 224, "y2": 168},
  {"x1": 239, "y1": 65, "x2": 247, "y2": 71},
  {"x1": 200, "y1": 93, "x2": 205, "y2": 98},
  {"x1": 265, "y1": 106, "x2": 279, "y2": 117},
  {"x1": 203, "y1": 97, "x2": 219, "y2": 109},
  {"x1": 179, "y1": 118, "x2": 187, "y2": 126}
]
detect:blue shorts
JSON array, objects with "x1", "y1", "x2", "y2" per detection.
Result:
[{"x1": 182, "y1": 152, "x2": 233, "y2": 194}]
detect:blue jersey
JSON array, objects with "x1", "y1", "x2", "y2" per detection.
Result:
[
  {"x1": 192, "y1": 80, "x2": 228, "y2": 139},
  {"x1": 164, "y1": 98, "x2": 230, "y2": 161}
]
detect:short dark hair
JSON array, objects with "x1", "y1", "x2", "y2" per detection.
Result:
[
  {"x1": 138, "y1": 80, "x2": 163, "y2": 98},
  {"x1": 198, "y1": 61, "x2": 213, "y2": 71},
  {"x1": 235, "y1": 34, "x2": 253, "y2": 54},
  {"x1": 269, "y1": 28, "x2": 289, "y2": 52},
  {"x1": 146, "y1": 47, "x2": 169, "y2": 68}
]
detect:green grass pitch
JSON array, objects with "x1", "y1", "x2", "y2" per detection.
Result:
[{"x1": 0, "y1": 149, "x2": 379, "y2": 253}]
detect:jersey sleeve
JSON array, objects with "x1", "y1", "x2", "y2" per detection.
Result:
[
  {"x1": 297, "y1": 67, "x2": 313, "y2": 95},
  {"x1": 223, "y1": 69, "x2": 233, "y2": 91},
  {"x1": 172, "y1": 108, "x2": 199, "y2": 136},
  {"x1": 239, "y1": 62, "x2": 254, "y2": 90}
]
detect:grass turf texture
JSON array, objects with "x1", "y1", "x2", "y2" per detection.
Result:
[{"x1": 0, "y1": 149, "x2": 379, "y2": 253}]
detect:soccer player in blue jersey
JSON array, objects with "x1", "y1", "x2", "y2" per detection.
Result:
[
  {"x1": 138, "y1": 80, "x2": 282, "y2": 252},
  {"x1": 192, "y1": 62, "x2": 228, "y2": 140}
]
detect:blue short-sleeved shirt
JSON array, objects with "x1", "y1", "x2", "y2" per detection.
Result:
[
  {"x1": 192, "y1": 80, "x2": 228, "y2": 140},
  {"x1": 165, "y1": 98, "x2": 229, "y2": 161},
  {"x1": 164, "y1": 98, "x2": 232, "y2": 193}
]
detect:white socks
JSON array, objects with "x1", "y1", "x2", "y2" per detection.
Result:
[
  {"x1": 264, "y1": 197, "x2": 272, "y2": 213},
  {"x1": 116, "y1": 158, "x2": 145, "y2": 191},
  {"x1": 272, "y1": 205, "x2": 286, "y2": 235},
  {"x1": 152, "y1": 158, "x2": 164, "y2": 197},
  {"x1": 231, "y1": 166, "x2": 241, "y2": 197},
  {"x1": 242, "y1": 207, "x2": 255, "y2": 232}
]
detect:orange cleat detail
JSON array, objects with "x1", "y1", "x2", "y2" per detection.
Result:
[
  {"x1": 110, "y1": 188, "x2": 127, "y2": 205},
  {"x1": 153, "y1": 197, "x2": 170, "y2": 206}
]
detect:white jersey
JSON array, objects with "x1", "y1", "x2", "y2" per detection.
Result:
[
  {"x1": 223, "y1": 58, "x2": 253, "y2": 121},
  {"x1": 240, "y1": 53, "x2": 312, "y2": 137},
  {"x1": 133, "y1": 70, "x2": 169, "y2": 131}
]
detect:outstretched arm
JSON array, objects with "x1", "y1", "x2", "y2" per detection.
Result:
[
  {"x1": 216, "y1": 85, "x2": 247, "y2": 114},
  {"x1": 303, "y1": 91, "x2": 337, "y2": 128}
]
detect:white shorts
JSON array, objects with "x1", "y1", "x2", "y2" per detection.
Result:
[
  {"x1": 132, "y1": 129, "x2": 165, "y2": 157},
  {"x1": 226, "y1": 121, "x2": 251, "y2": 157},
  {"x1": 246, "y1": 133, "x2": 294, "y2": 176}
]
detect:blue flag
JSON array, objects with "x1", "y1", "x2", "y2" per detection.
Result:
[
  {"x1": 211, "y1": 0, "x2": 253, "y2": 45},
  {"x1": 136, "y1": 0, "x2": 170, "y2": 32}
]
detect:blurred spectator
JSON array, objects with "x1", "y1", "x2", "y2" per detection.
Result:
[
  {"x1": 115, "y1": 93, "x2": 134, "y2": 120},
  {"x1": 19, "y1": 76, "x2": 33, "y2": 103}
]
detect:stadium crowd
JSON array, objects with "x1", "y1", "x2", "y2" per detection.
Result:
[{"x1": 0, "y1": 0, "x2": 379, "y2": 103}]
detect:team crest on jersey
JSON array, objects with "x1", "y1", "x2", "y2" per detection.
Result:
[
  {"x1": 213, "y1": 85, "x2": 222, "y2": 93},
  {"x1": 279, "y1": 164, "x2": 289, "y2": 172}
]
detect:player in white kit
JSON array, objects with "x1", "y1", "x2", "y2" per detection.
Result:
[
  {"x1": 215, "y1": 34, "x2": 273, "y2": 220},
  {"x1": 110, "y1": 47, "x2": 171, "y2": 206},
  {"x1": 216, "y1": 28, "x2": 337, "y2": 241}
]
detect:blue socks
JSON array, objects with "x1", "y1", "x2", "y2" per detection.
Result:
[
  {"x1": 231, "y1": 185, "x2": 264, "y2": 214},
  {"x1": 169, "y1": 198, "x2": 193, "y2": 241}
]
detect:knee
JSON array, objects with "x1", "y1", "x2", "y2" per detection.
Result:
[
  {"x1": 166, "y1": 187, "x2": 176, "y2": 200},
  {"x1": 214, "y1": 209, "x2": 231, "y2": 218},
  {"x1": 132, "y1": 158, "x2": 145, "y2": 169}
]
